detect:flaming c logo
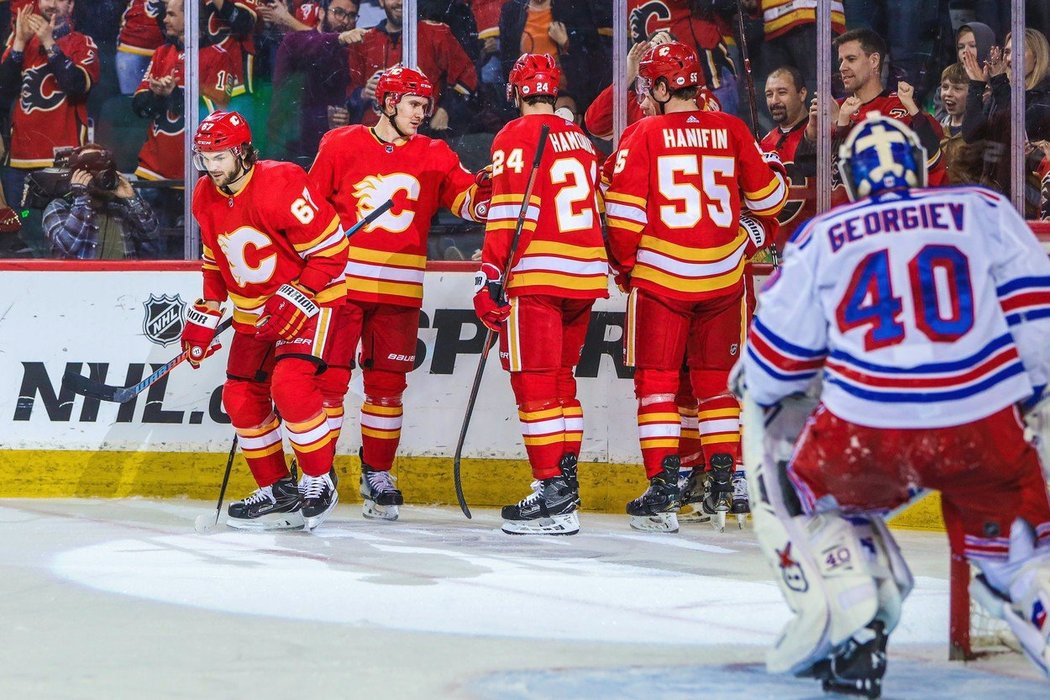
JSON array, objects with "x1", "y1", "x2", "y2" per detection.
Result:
[{"x1": 352, "y1": 173, "x2": 421, "y2": 234}]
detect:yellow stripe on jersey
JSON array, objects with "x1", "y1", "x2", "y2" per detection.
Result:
[
  {"x1": 347, "y1": 246, "x2": 427, "y2": 269},
  {"x1": 632, "y1": 257, "x2": 746, "y2": 294},
  {"x1": 522, "y1": 241, "x2": 606, "y2": 260},
  {"x1": 486, "y1": 220, "x2": 538, "y2": 232},
  {"x1": 605, "y1": 191, "x2": 647, "y2": 207},
  {"x1": 639, "y1": 231, "x2": 746, "y2": 262},
  {"x1": 507, "y1": 272, "x2": 608, "y2": 292},
  {"x1": 292, "y1": 216, "x2": 342, "y2": 252},
  {"x1": 491, "y1": 194, "x2": 541, "y2": 206},
  {"x1": 744, "y1": 177, "x2": 782, "y2": 201},
  {"x1": 346, "y1": 276, "x2": 424, "y2": 300}
]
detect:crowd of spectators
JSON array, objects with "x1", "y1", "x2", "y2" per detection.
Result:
[{"x1": 0, "y1": 1, "x2": 1047, "y2": 259}]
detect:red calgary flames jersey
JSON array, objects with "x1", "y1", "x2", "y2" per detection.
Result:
[
  {"x1": 760, "y1": 120, "x2": 815, "y2": 248},
  {"x1": 606, "y1": 109, "x2": 787, "y2": 301},
  {"x1": 3, "y1": 31, "x2": 100, "y2": 168},
  {"x1": 135, "y1": 43, "x2": 239, "y2": 180},
  {"x1": 309, "y1": 125, "x2": 481, "y2": 308},
  {"x1": 484, "y1": 114, "x2": 608, "y2": 300},
  {"x1": 117, "y1": 0, "x2": 165, "y2": 56},
  {"x1": 627, "y1": 0, "x2": 733, "y2": 89},
  {"x1": 193, "y1": 160, "x2": 347, "y2": 331},
  {"x1": 347, "y1": 21, "x2": 477, "y2": 127},
  {"x1": 203, "y1": 0, "x2": 255, "y2": 95}
]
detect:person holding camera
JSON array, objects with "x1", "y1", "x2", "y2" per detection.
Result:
[{"x1": 42, "y1": 145, "x2": 160, "y2": 259}]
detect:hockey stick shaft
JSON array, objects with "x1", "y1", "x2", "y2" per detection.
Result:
[
  {"x1": 212, "y1": 435, "x2": 239, "y2": 526},
  {"x1": 346, "y1": 198, "x2": 393, "y2": 237},
  {"x1": 452, "y1": 124, "x2": 550, "y2": 519}
]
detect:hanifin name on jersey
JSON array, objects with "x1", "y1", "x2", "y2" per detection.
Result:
[
  {"x1": 827, "y1": 200, "x2": 966, "y2": 252},
  {"x1": 661, "y1": 127, "x2": 728, "y2": 150}
]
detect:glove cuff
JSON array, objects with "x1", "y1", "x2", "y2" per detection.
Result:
[{"x1": 187, "y1": 299, "x2": 222, "y2": 329}]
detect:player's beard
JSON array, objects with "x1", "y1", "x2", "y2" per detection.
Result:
[{"x1": 209, "y1": 163, "x2": 245, "y2": 191}]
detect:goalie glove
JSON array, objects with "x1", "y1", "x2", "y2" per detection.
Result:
[
  {"x1": 181, "y1": 299, "x2": 223, "y2": 369},
  {"x1": 255, "y1": 281, "x2": 319, "y2": 342},
  {"x1": 473, "y1": 262, "x2": 510, "y2": 332}
]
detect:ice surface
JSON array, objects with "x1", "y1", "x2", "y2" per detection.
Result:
[{"x1": 0, "y1": 499, "x2": 1045, "y2": 699}]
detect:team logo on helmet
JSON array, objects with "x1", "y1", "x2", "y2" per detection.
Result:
[
  {"x1": 837, "y1": 112, "x2": 926, "y2": 202},
  {"x1": 143, "y1": 294, "x2": 186, "y2": 347}
]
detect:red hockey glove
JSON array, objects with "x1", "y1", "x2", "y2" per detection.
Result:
[
  {"x1": 762, "y1": 150, "x2": 788, "y2": 180},
  {"x1": 741, "y1": 215, "x2": 780, "y2": 257},
  {"x1": 473, "y1": 263, "x2": 510, "y2": 332},
  {"x1": 255, "y1": 281, "x2": 319, "y2": 342},
  {"x1": 181, "y1": 299, "x2": 223, "y2": 369},
  {"x1": 613, "y1": 268, "x2": 631, "y2": 294},
  {"x1": 472, "y1": 165, "x2": 493, "y2": 220}
]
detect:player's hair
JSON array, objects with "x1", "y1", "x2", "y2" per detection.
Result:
[
  {"x1": 522, "y1": 94, "x2": 557, "y2": 107},
  {"x1": 768, "y1": 65, "x2": 806, "y2": 93},
  {"x1": 1006, "y1": 27, "x2": 1050, "y2": 90},
  {"x1": 940, "y1": 62, "x2": 967, "y2": 85},
  {"x1": 834, "y1": 28, "x2": 888, "y2": 75},
  {"x1": 239, "y1": 143, "x2": 258, "y2": 168},
  {"x1": 670, "y1": 85, "x2": 699, "y2": 101}
]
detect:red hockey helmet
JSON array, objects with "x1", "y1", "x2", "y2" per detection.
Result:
[
  {"x1": 375, "y1": 65, "x2": 435, "y2": 116},
  {"x1": 506, "y1": 53, "x2": 561, "y2": 102},
  {"x1": 193, "y1": 111, "x2": 252, "y2": 153},
  {"x1": 636, "y1": 41, "x2": 701, "y2": 103}
]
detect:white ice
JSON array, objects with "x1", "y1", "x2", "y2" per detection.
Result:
[{"x1": 0, "y1": 499, "x2": 1046, "y2": 699}]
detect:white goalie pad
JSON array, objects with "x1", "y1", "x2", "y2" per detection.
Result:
[{"x1": 741, "y1": 392, "x2": 881, "y2": 676}]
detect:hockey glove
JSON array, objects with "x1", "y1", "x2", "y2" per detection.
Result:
[
  {"x1": 255, "y1": 281, "x2": 320, "y2": 342},
  {"x1": 182, "y1": 299, "x2": 223, "y2": 369},
  {"x1": 613, "y1": 269, "x2": 631, "y2": 294},
  {"x1": 762, "y1": 149, "x2": 788, "y2": 180},
  {"x1": 471, "y1": 165, "x2": 493, "y2": 220},
  {"x1": 741, "y1": 215, "x2": 781, "y2": 257},
  {"x1": 473, "y1": 262, "x2": 510, "y2": 332}
]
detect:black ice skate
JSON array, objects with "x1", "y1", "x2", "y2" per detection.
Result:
[
  {"x1": 730, "y1": 469, "x2": 750, "y2": 528},
  {"x1": 360, "y1": 452, "x2": 404, "y2": 521},
  {"x1": 299, "y1": 468, "x2": 339, "y2": 531},
  {"x1": 702, "y1": 453, "x2": 734, "y2": 532},
  {"x1": 501, "y1": 459, "x2": 580, "y2": 535},
  {"x1": 807, "y1": 621, "x2": 888, "y2": 699},
  {"x1": 626, "y1": 455, "x2": 681, "y2": 533},
  {"x1": 227, "y1": 475, "x2": 304, "y2": 530},
  {"x1": 677, "y1": 465, "x2": 712, "y2": 524}
]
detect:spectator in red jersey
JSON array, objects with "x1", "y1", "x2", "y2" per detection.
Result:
[
  {"x1": 346, "y1": 0, "x2": 476, "y2": 131},
  {"x1": 115, "y1": 0, "x2": 165, "y2": 95},
  {"x1": 760, "y1": 65, "x2": 814, "y2": 249},
  {"x1": 267, "y1": 0, "x2": 364, "y2": 163},
  {"x1": 830, "y1": 28, "x2": 946, "y2": 187},
  {"x1": 0, "y1": 0, "x2": 99, "y2": 254}
]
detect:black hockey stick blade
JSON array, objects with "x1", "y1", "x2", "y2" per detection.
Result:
[{"x1": 64, "y1": 317, "x2": 234, "y2": 403}]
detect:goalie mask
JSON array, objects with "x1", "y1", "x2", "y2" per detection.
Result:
[{"x1": 837, "y1": 112, "x2": 926, "y2": 201}]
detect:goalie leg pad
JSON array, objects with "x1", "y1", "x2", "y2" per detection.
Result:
[
  {"x1": 849, "y1": 515, "x2": 914, "y2": 635},
  {"x1": 742, "y1": 394, "x2": 879, "y2": 676}
]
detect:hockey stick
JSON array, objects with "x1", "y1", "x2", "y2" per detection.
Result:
[
  {"x1": 452, "y1": 124, "x2": 551, "y2": 519},
  {"x1": 61, "y1": 201, "x2": 394, "y2": 404},
  {"x1": 63, "y1": 316, "x2": 234, "y2": 403},
  {"x1": 193, "y1": 435, "x2": 239, "y2": 534}
]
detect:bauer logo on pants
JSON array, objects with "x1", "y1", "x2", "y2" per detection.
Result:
[{"x1": 142, "y1": 294, "x2": 186, "y2": 347}]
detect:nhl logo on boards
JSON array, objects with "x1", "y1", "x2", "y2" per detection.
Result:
[{"x1": 142, "y1": 293, "x2": 187, "y2": 347}]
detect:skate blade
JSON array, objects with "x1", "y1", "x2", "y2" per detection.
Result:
[
  {"x1": 734, "y1": 510, "x2": 749, "y2": 529},
  {"x1": 501, "y1": 512, "x2": 579, "y2": 535},
  {"x1": 226, "y1": 511, "x2": 305, "y2": 531},
  {"x1": 628, "y1": 513, "x2": 679, "y2": 533},
  {"x1": 362, "y1": 499, "x2": 399, "y2": 521},
  {"x1": 303, "y1": 492, "x2": 339, "y2": 531},
  {"x1": 708, "y1": 510, "x2": 727, "y2": 533},
  {"x1": 678, "y1": 503, "x2": 713, "y2": 524}
]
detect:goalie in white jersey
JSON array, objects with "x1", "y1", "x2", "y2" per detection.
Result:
[{"x1": 737, "y1": 112, "x2": 1050, "y2": 697}]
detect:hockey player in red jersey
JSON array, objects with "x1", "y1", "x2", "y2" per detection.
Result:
[
  {"x1": 183, "y1": 111, "x2": 350, "y2": 531},
  {"x1": 474, "y1": 52, "x2": 607, "y2": 536},
  {"x1": 605, "y1": 41, "x2": 786, "y2": 533},
  {"x1": 310, "y1": 65, "x2": 490, "y2": 521},
  {"x1": 740, "y1": 113, "x2": 1050, "y2": 694}
]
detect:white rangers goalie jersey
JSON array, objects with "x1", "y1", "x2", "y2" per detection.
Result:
[{"x1": 744, "y1": 186, "x2": 1050, "y2": 428}]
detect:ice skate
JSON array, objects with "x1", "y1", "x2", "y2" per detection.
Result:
[
  {"x1": 227, "y1": 475, "x2": 304, "y2": 530},
  {"x1": 701, "y1": 453, "x2": 733, "y2": 532},
  {"x1": 360, "y1": 453, "x2": 404, "y2": 521},
  {"x1": 300, "y1": 468, "x2": 339, "y2": 531},
  {"x1": 731, "y1": 469, "x2": 749, "y2": 528},
  {"x1": 677, "y1": 467, "x2": 712, "y2": 524},
  {"x1": 806, "y1": 621, "x2": 888, "y2": 699},
  {"x1": 501, "y1": 459, "x2": 580, "y2": 535},
  {"x1": 626, "y1": 455, "x2": 681, "y2": 533}
]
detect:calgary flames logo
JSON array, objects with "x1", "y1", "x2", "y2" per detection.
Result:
[
  {"x1": 218, "y1": 226, "x2": 277, "y2": 287},
  {"x1": 629, "y1": 1, "x2": 671, "y2": 43},
  {"x1": 352, "y1": 173, "x2": 421, "y2": 233},
  {"x1": 20, "y1": 65, "x2": 66, "y2": 114}
]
